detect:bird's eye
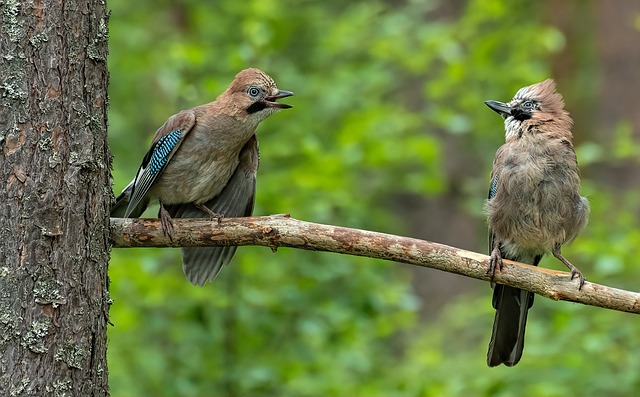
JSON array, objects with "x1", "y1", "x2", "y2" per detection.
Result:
[
  {"x1": 248, "y1": 86, "x2": 261, "y2": 98},
  {"x1": 522, "y1": 101, "x2": 535, "y2": 109}
]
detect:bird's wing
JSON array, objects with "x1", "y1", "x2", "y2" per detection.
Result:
[
  {"x1": 124, "y1": 110, "x2": 197, "y2": 217},
  {"x1": 111, "y1": 180, "x2": 151, "y2": 218},
  {"x1": 488, "y1": 172, "x2": 498, "y2": 201},
  {"x1": 488, "y1": 171, "x2": 499, "y2": 252},
  {"x1": 167, "y1": 135, "x2": 259, "y2": 286}
]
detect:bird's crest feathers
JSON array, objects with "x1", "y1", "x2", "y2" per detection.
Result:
[
  {"x1": 498, "y1": 79, "x2": 573, "y2": 140},
  {"x1": 226, "y1": 68, "x2": 277, "y2": 95},
  {"x1": 512, "y1": 79, "x2": 565, "y2": 116}
]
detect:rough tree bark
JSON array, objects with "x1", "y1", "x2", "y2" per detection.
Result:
[{"x1": 0, "y1": 1, "x2": 111, "y2": 396}]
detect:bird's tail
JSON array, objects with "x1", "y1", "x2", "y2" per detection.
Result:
[
  {"x1": 165, "y1": 201, "x2": 241, "y2": 287},
  {"x1": 487, "y1": 254, "x2": 540, "y2": 367},
  {"x1": 181, "y1": 245, "x2": 237, "y2": 286},
  {"x1": 487, "y1": 285, "x2": 534, "y2": 366},
  {"x1": 110, "y1": 181, "x2": 149, "y2": 218}
]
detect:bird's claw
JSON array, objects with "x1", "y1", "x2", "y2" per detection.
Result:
[
  {"x1": 195, "y1": 204, "x2": 224, "y2": 224},
  {"x1": 487, "y1": 246, "x2": 503, "y2": 280},
  {"x1": 552, "y1": 249, "x2": 586, "y2": 291},
  {"x1": 159, "y1": 204, "x2": 174, "y2": 241},
  {"x1": 570, "y1": 269, "x2": 586, "y2": 290}
]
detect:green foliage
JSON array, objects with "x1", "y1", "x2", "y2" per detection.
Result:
[{"x1": 108, "y1": 0, "x2": 640, "y2": 396}]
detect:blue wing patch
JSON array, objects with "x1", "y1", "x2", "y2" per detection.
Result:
[
  {"x1": 488, "y1": 174, "x2": 498, "y2": 200},
  {"x1": 125, "y1": 129, "x2": 184, "y2": 217},
  {"x1": 148, "y1": 130, "x2": 182, "y2": 174},
  {"x1": 488, "y1": 173, "x2": 498, "y2": 254}
]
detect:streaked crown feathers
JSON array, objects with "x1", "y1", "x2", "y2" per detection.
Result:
[
  {"x1": 512, "y1": 79, "x2": 566, "y2": 116},
  {"x1": 227, "y1": 68, "x2": 277, "y2": 95}
]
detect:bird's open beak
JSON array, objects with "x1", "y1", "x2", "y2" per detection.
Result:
[
  {"x1": 265, "y1": 90, "x2": 294, "y2": 109},
  {"x1": 485, "y1": 100, "x2": 512, "y2": 119}
]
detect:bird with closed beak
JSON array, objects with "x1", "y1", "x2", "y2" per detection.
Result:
[
  {"x1": 111, "y1": 68, "x2": 294, "y2": 286},
  {"x1": 484, "y1": 79, "x2": 589, "y2": 367}
]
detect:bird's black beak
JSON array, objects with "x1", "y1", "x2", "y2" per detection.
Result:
[
  {"x1": 265, "y1": 90, "x2": 294, "y2": 109},
  {"x1": 485, "y1": 100, "x2": 512, "y2": 119}
]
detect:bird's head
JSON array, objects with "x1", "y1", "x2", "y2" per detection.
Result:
[
  {"x1": 224, "y1": 68, "x2": 294, "y2": 122},
  {"x1": 485, "y1": 79, "x2": 571, "y2": 140}
]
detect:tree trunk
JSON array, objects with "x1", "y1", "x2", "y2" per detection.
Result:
[{"x1": 0, "y1": 0, "x2": 111, "y2": 396}]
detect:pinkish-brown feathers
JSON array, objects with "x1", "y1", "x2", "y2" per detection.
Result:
[
  {"x1": 225, "y1": 68, "x2": 277, "y2": 95},
  {"x1": 485, "y1": 78, "x2": 589, "y2": 367},
  {"x1": 517, "y1": 79, "x2": 573, "y2": 136}
]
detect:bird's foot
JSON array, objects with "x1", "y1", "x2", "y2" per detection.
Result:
[
  {"x1": 570, "y1": 268, "x2": 586, "y2": 290},
  {"x1": 195, "y1": 203, "x2": 224, "y2": 225},
  {"x1": 487, "y1": 246, "x2": 503, "y2": 280},
  {"x1": 159, "y1": 203, "x2": 174, "y2": 240},
  {"x1": 552, "y1": 249, "x2": 586, "y2": 290}
]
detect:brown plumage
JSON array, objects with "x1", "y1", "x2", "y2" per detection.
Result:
[
  {"x1": 111, "y1": 68, "x2": 293, "y2": 286},
  {"x1": 484, "y1": 79, "x2": 589, "y2": 366}
]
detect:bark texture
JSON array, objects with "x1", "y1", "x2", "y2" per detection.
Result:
[
  {"x1": 0, "y1": 0, "x2": 111, "y2": 395},
  {"x1": 111, "y1": 215, "x2": 640, "y2": 315}
]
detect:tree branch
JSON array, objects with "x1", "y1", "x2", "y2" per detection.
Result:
[{"x1": 110, "y1": 214, "x2": 640, "y2": 314}]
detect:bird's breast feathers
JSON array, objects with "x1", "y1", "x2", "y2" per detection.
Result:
[
  {"x1": 153, "y1": 155, "x2": 240, "y2": 205},
  {"x1": 488, "y1": 135, "x2": 587, "y2": 250},
  {"x1": 150, "y1": 119, "x2": 255, "y2": 205}
]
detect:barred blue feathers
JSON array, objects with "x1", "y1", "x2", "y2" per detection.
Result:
[{"x1": 148, "y1": 130, "x2": 182, "y2": 174}]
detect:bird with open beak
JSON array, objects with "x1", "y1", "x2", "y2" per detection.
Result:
[{"x1": 111, "y1": 68, "x2": 294, "y2": 286}]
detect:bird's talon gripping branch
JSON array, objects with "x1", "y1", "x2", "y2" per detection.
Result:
[
  {"x1": 487, "y1": 246, "x2": 503, "y2": 279},
  {"x1": 552, "y1": 249, "x2": 586, "y2": 290},
  {"x1": 195, "y1": 203, "x2": 224, "y2": 223},
  {"x1": 570, "y1": 269, "x2": 586, "y2": 290},
  {"x1": 159, "y1": 203, "x2": 174, "y2": 241}
]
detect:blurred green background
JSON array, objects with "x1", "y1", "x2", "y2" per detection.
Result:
[{"x1": 107, "y1": 0, "x2": 640, "y2": 396}]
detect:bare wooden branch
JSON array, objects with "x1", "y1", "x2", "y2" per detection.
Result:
[{"x1": 110, "y1": 214, "x2": 640, "y2": 314}]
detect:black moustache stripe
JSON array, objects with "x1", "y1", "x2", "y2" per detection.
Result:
[{"x1": 246, "y1": 101, "x2": 267, "y2": 114}]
